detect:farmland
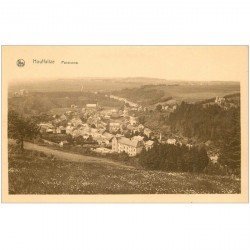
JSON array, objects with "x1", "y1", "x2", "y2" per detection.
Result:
[
  {"x1": 155, "y1": 84, "x2": 240, "y2": 102},
  {"x1": 115, "y1": 83, "x2": 240, "y2": 105}
]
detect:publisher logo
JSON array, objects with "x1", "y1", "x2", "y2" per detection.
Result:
[{"x1": 17, "y1": 59, "x2": 25, "y2": 67}]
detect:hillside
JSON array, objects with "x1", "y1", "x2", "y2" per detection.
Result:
[
  {"x1": 114, "y1": 83, "x2": 240, "y2": 105},
  {"x1": 9, "y1": 77, "x2": 240, "y2": 93},
  {"x1": 9, "y1": 146, "x2": 240, "y2": 194},
  {"x1": 8, "y1": 91, "x2": 122, "y2": 116},
  {"x1": 9, "y1": 77, "x2": 169, "y2": 92}
]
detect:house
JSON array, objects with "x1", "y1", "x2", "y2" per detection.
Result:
[
  {"x1": 186, "y1": 143, "x2": 193, "y2": 149},
  {"x1": 215, "y1": 96, "x2": 225, "y2": 105},
  {"x1": 59, "y1": 141, "x2": 69, "y2": 147},
  {"x1": 71, "y1": 127, "x2": 89, "y2": 138},
  {"x1": 109, "y1": 122, "x2": 120, "y2": 132},
  {"x1": 127, "y1": 125, "x2": 137, "y2": 133},
  {"x1": 144, "y1": 128, "x2": 153, "y2": 138},
  {"x1": 210, "y1": 154, "x2": 219, "y2": 164},
  {"x1": 55, "y1": 126, "x2": 66, "y2": 134},
  {"x1": 65, "y1": 110, "x2": 73, "y2": 115},
  {"x1": 132, "y1": 135, "x2": 144, "y2": 142},
  {"x1": 111, "y1": 112, "x2": 121, "y2": 119},
  {"x1": 70, "y1": 118, "x2": 82, "y2": 127},
  {"x1": 60, "y1": 126, "x2": 66, "y2": 134},
  {"x1": 66, "y1": 125, "x2": 74, "y2": 135},
  {"x1": 104, "y1": 115, "x2": 111, "y2": 120},
  {"x1": 82, "y1": 134, "x2": 90, "y2": 140},
  {"x1": 92, "y1": 147, "x2": 112, "y2": 154},
  {"x1": 137, "y1": 124, "x2": 145, "y2": 132},
  {"x1": 129, "y1": 116, "x2": 138, "y2": 126},
  {"x1": 163, "y1": 105, "x2": 169, "y2": 110},
  {"x1": 56, "y1": 127, "x2": 61, "y2": 134},
  {"x1": 102, "y1": 132, "x2": 114, "y2": 145},
  {"x1": 60, "y1": 114, "x2": 67, "y2": 121},
  {"x1": 112, "y1": 136, "x2": 144, "y2": 156},
  {"x1": 144, "y1": 140, "x2": 154, "y2": 151},
  {"x1": 46, "y1": 128, "x2": 54, "y2": 134},
  {"x1": 39, "y1": 123, "x2": 54, "y2": 133},
  {"x1": 86, "y1": 103, "x2": 97, "y2": 109},
  {"x1": 167, "y1": 138, "x2": 176, "y2": 145}
]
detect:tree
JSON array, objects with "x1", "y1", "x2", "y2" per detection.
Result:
[
  {"x1": 75, "y1": 135, "x2": 85, "y2": 145},
  {"x1": 86, "y1": 135, "x2": 95, "y2": 144},
  {"x1": 196, "y1": 147, "x2": 209, "y2": 172},
  {"x1": 139, "y1": 143, "x2": 209, "y2": 173},
  {"x1": 8, "y1": 110, "x2": 40, "y2": 150},
  {"x1": 219, "y1": 109, "x2": 241, "y2": 175},
  {"x1": 138, "y1": 115, "x2": 146, "y2": 124},
  {"x1": 155, "y1": 104, "x2": 162, "y2": 112},
  {"x1": 66, "y1": 134, "x2": 74, "y2": 145}
]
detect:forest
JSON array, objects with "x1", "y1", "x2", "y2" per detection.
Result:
[
  {"x1": 169, "y1": 102, "x2": 241, "y2": 174},
  {"x1": 168, "y1": 102, "x2": 240, "y2": 143},
  {"x1": 139, "y1": 143, "x2": 209, "y2": 173}
]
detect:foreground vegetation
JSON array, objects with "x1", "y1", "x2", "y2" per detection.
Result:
[{"x1": 9, "y1": 146, "x2": 240, "y2": 194}]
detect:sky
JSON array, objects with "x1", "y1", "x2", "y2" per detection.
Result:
[{"x1": 3, "y1": 46, "x2": 248, "y2": 83}]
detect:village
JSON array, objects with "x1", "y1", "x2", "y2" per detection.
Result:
[
  {"x1": 9, "y1": 86, "x2": 238, "y2": 165},
  {"x1": 36, "y1": 91, "x2": 237, "y2": 161},
  {"x1": 38, "y1": 95, "x2": 158, "y2": 157},
  {"x1": 37, "y1": 88, "x2": 191, "y2": 156}
]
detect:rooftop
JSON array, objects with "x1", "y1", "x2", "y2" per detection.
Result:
[
  {"x1": 117, "y1": 137, "x2": 142, "y2": 148},
  {"x1": 86, "y1": 104, "x2": 97, "y2": 108}
]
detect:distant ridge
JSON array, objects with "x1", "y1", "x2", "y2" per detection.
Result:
[{"x1": 9, "y1": 77, "x2": 240, "y2": 92}]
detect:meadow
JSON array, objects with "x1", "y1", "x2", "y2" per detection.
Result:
[
  {"x1": 9, "y1": 147, "x2": 240, "y2": 194},
  {"x1": 151, "y1": 84, "x2": 240, "y2": 103}
]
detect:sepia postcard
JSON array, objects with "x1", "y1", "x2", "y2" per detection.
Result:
[{"x1": 1, "y1": 46, "x2": 249, "y2": 203}]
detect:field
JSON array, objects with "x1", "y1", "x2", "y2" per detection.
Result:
[
  {"x1": 146, "y1": 84, "x2": 240, "y2": 103},
  {"x1": 114, "y1": 83, "x2": 240, "y2": 106},
  {"x1": 9, "y1": 147, "x2": 240, "y2": 194}
]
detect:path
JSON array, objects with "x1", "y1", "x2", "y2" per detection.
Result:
[{"x1": 11, "y1": 140, "x2": 134, "y2": 169}]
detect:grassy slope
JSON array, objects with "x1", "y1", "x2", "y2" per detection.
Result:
[
  {"x1": 9, "y1": 149, "x2": 240, "y2": 194},
  {"x1": 156, "y1": 84, "x2": 240, "y2": 103}
]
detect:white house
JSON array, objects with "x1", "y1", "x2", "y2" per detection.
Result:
[
  {"x1": 132, "y1": 135, "x2": 144, "y2": 142},
  {"x1": 59, "y1": 141, "x2": 69, "y2": 147},
  {"x1": 109, "y1": 122, "x2": 120, "y2": 132},
  {"x1": 144, "y1": 128, "x2": 153, "y2": 138},
  {"x1": 215, "y1": 96, "x2": 226, "y2": 105},
  {"x1": 112, "y1": 137, "x2": 144, "y2": 156},
  {"x1": 70, "y1": 118, "x2": 82, "y2": 127},
  {"x1": 86, "y1": 103, "x2": 97, "y2": 109},
  {"x1": 167, "y1": 138, "x2": 176, "y2": 145},
  {"x1": 144, "y1": 140, "x2": 154, "y2": 151},
  {"x1": 129, "y1": 116, "x2": 138, "y2": 126}
]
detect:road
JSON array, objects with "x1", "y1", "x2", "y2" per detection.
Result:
[{"x1": 12, "y1": 141, "x2": 134, "y2": 169}]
